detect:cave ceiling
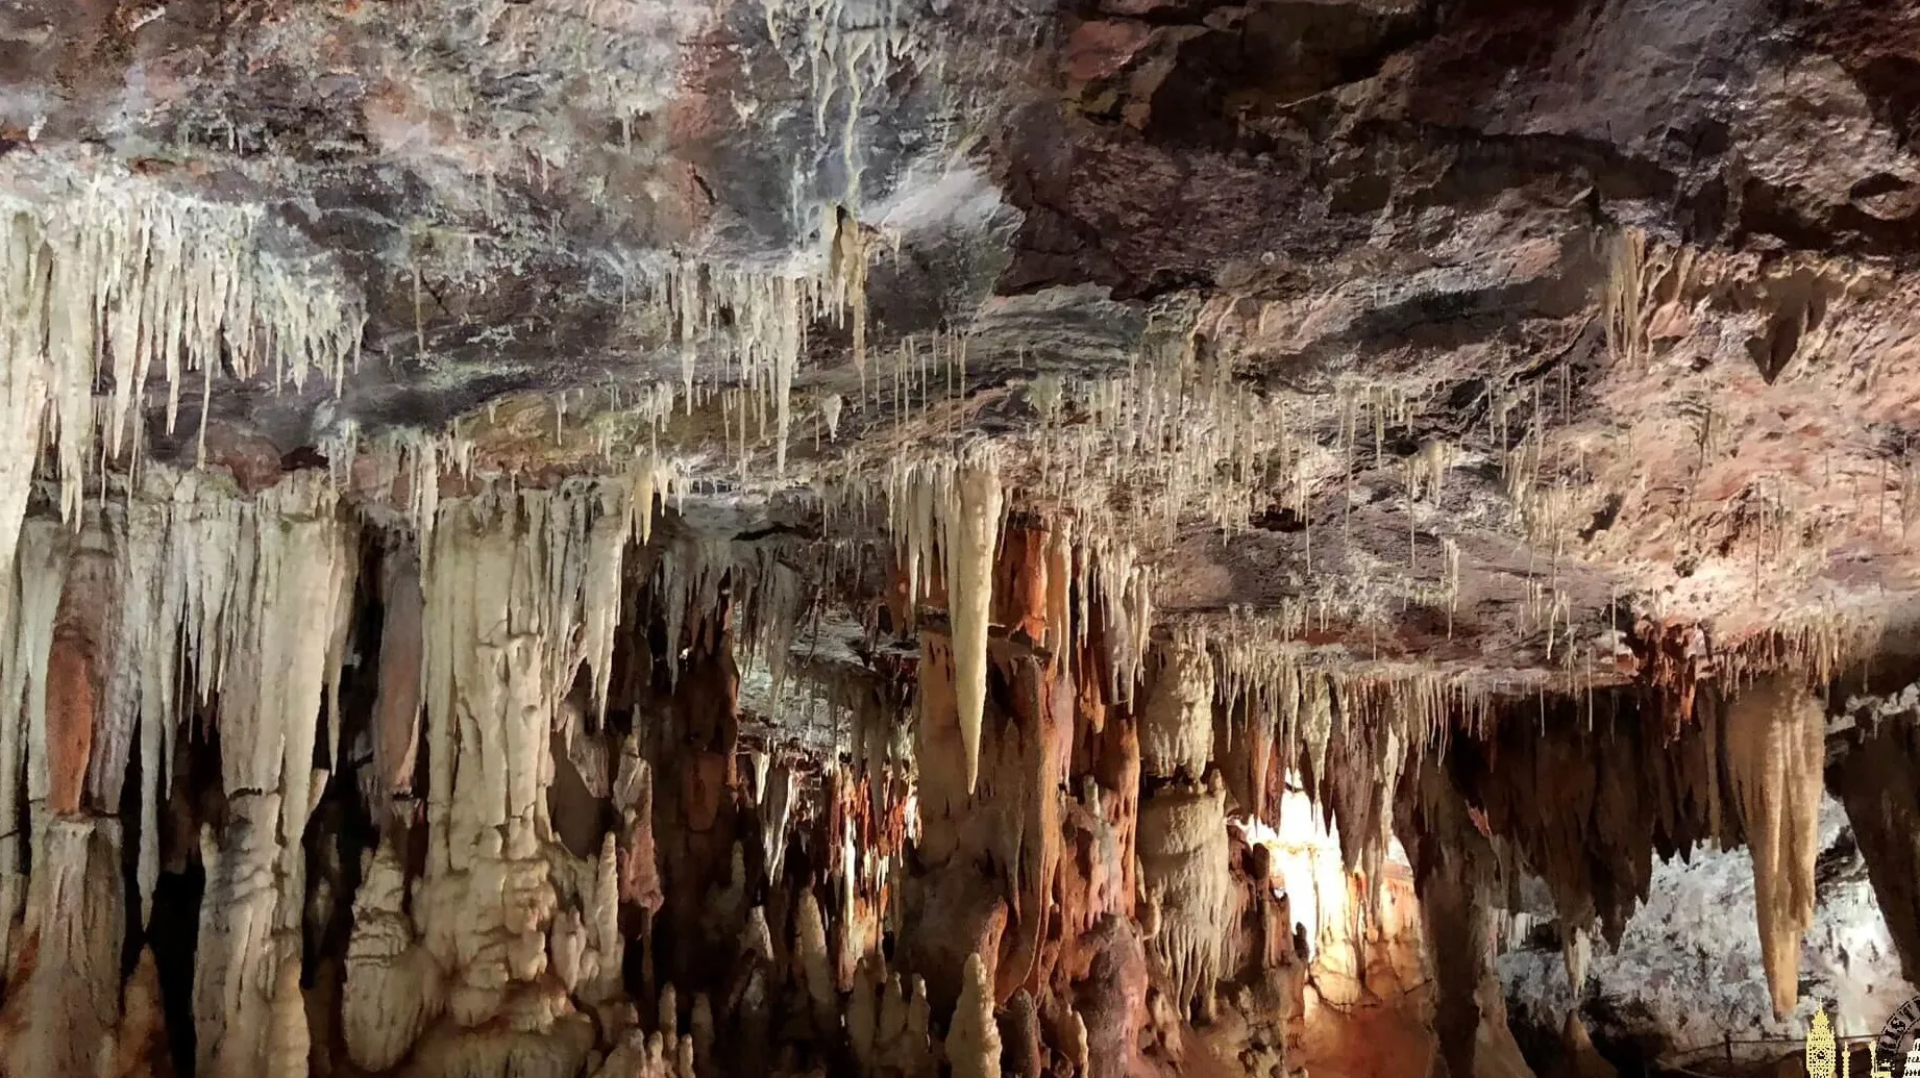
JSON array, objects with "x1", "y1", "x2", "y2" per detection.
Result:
[{"x1": 7, "y1": 0, "x2": 1920, "y2": 706}]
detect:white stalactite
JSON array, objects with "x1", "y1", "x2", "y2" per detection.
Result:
[
  {"x1": 888, "y1": 446, "x2": 1005, "y2": 797},
  {"x1": 0, "y1": 174, "x2": 364, "y2": 619},
  {"x1": 944, "y1": 450, "x2": 1002, "y2": 797},
  {"x1": 170, "y1": 471, "x2": 356, "y2": 1078},
  {"x1": 762, "y1": 760, "x2": 796, "y2": 887}
]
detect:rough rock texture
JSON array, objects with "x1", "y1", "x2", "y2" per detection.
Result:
[{"x1": 8, "y1": 0, "x2": 1920, "y2": 1076}]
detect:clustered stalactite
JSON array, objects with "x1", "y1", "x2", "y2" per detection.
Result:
[
  {"x1": 1432, "y1": 673, "x2": 1831, "y2": 1028},
  {"x1": 0, "y1": 470, "x2": 1317, "y2": 1078},
  {"x1": 0, "y1": 452, "x2": 1899, "y2": 1078}
]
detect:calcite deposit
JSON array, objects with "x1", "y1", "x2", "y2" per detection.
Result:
[{"x1": 8, "y1": 0, "x2": 1920, "y2": 1076}]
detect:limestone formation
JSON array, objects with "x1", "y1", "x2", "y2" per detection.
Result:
[{"x1": 4, "y1": 1, "x2": 1920, "y2": 1076}]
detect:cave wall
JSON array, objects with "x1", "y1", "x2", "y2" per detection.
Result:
[{"x1": 1, "y1": 465, "x2": 1913, "y2": 1078}]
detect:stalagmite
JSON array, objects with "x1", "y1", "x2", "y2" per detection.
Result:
[
  {"x1": 947, "y1": 953, "x2": 1003, "y2": 1078},
  {"x1": 343, "y1": 842, "x2": 442, "y2": 1071},
  {"x1": 797, "y1": 889, "x2": 839, "y2": 1033},
  {"x1": 551, "y1": 910, "x2": 590, "y2": 995},
  {"x1": 196, "y1": 797, "x2": 292, "y2": 1078},
  {"x1": 1399, "y1": 754, "x2": 1502, "y2": 1078},
  {"x1": 268, "y1": 953, "x2": 311, "y2": 1078},
  {"x1": 108, "y1": 948, "x2": 169, "y2": 1078},
  {"x1": 851, "y1": 959, "x2": 881, "y2": 1073},
  {"x1": 1724, "y1": 675, "x2": 1825, "y2": 1019},
  {"x1": 408, "y1": 483, "x2": 633, "y2": 1068},
  {"x1": 586, "y1": 831, "x2": 626, "y2": 1003},
  {"x1": 1063, "y1": 1010, "x2": 1090, "y2": 1076},
  {"x1": 615, "y1": 735, "x2": 665, "y2": 916},
  {"x1": 864, "y1": 970, "x2": 935, "y2": 1078},
  {"x1": 691, "y1": 992, "x2": 715, "y2": 1075},
  {"x1": 1001, "y1": 989, "x2": 1043, "y2": 1078},
  {"x1": 0, "y1": 520, "x2": 66, "y2": 969},
  {"x1": 1137, "y1": 776, "x2": 1234, "y2": 1020},
  {"x1": 1552, "y1": 1013, "x2": 1619, "y2": 1078},
  {"x1": 0, "y1": 818, "x2": 124, "y2": 1078}
]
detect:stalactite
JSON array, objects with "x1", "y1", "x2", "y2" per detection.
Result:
[
  {"x1": 1321, "y1": 686, "x2": 1406, "y2": 907},
  {"x1": 1299, "y1": 672, "x2": 1332, "y2": 799},
  {"x1": 0, "y1": 177, "x2": 365, "y2": 623},
  {"x1": 885, "y1": 443, "x2": 1008, "y2": 796},
  {"x1": 945, "y1": 450, "x2": 1003, "y2": 797},
  {"x1": 762, "y1": 759, "x2": 797, "y2": 887},
  {"x1": 1141, "y1": 636, "x2": 1215, "y2": 784},
  {"x1": 372, "y1": 546, "x2": 425, "y2": 822},
  {"x1": 47, "y1": 518, "x2": 111, "y2": 819},
  {"x1": 1724, "y1": 675, "x2": 1825, "y2": 1020},
  {"x1": 1457, "y1": 691, "x2": 1727, "y2": 951},
  {"x1": 188, "y1": 472, "x2": 357, "y2": 1078},
  {"x1": 914, "y1": 631, "x2": 965, "y2": 866},
  {"x1": 997, "y1": 524, "x2": 1052, "y2": 647},
  {"x1": 1397, "y1": 753, "x2": 1498, "y2": 1078},
  {"x1": 653, "y1": 256, "x2": 873, "y2": 478},
  {"x1": 995, "y1": 647, "x2": 1068, "y2": 1003}
]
